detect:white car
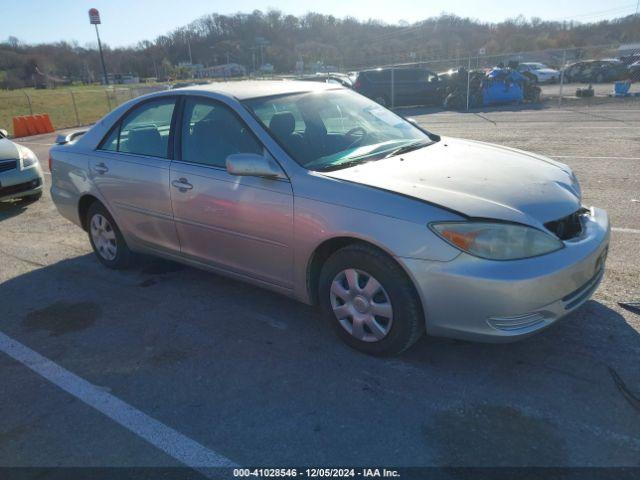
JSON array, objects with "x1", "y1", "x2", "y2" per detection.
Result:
[
  {"x1": 517, "y1": 62, "x2": 560, "y2": 84},
  {"x1": 0, "y1": 128, "x2": 44, "y2": 203}
]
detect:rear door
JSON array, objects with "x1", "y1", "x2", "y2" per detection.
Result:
[
  {"x1": 91, "y1": 97, "x2": 180, "y2": 253},
  {"x1": 169, "y1": 96, "x2": 294, "y2": 288}
]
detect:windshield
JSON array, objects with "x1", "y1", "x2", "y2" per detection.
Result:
[{"x1": 243, "y1": 89, "x2": 435, "y2": 171}]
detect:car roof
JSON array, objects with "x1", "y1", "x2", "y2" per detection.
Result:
[{"x1": 174, "y1": 80, "x2": 341, "y2": 100}]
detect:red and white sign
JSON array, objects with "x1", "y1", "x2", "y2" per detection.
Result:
[{"x1": 88, "y1": 8, "x2": 101, "y2": 25}]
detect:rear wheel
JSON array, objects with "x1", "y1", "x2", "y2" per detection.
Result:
[
  {"x1": 318, "y1": 243, "x2": 425, "y2": 356},
  {"x1": 86, "y1": 202, "x2": 133, "y2": 269}
]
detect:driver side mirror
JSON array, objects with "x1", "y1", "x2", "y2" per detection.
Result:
[
  {"x1": 226, "y1": 153, "x2": 286, "y2": 179},
  {"x1": 0, "y1": 129, "x2": 8, "y2": 137}
]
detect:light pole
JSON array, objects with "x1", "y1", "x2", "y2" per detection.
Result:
[{"x1": 89, "y1": 8, "x2": 108, "y2": 85}]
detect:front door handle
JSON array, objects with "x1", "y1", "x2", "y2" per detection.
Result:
[
  {"x1": 171, "y1": 178, "x2": 193, "y2": 192},
  {"x1": 94, "y1": 162, "x2": 109, "y2": 174}
]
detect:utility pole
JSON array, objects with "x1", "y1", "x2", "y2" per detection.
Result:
[{"x1": 89, "y1": 8, "x2": 108, "y2": 85}]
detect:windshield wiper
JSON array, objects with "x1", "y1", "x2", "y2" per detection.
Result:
[
  {"x1": 316, "y1": 158, "x2": 373, "y2": 172},
  {"x1": 382, "y1": 140, "x2": 432, "y2": 159}
]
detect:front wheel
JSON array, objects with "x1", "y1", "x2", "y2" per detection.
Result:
[
  {"x1": 86, "y1": 202, "x2": 133, "y2": 269},
  {"x1": 318, "y1": 244, "x2": 425, "y2": 356}
]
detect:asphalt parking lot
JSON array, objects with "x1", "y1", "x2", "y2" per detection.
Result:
[
  {"x1": 539, "y1": 81, "x2": 640, "y2": 99},
  {"x1": 1, "y1": 100, "x2": 639, "y2": 473}
]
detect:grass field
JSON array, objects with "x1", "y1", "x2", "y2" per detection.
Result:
[{"x1": 0, "y1": 84, "x2": 165, "y2": 135}]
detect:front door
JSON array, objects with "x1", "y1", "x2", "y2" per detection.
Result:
[{"x1": 170, "y1": 97, "x2": 294, "y2": 289}]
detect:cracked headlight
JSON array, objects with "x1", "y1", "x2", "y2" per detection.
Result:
[{"x1": 430, "y1": 222, "x2": 563, "y2": 260}]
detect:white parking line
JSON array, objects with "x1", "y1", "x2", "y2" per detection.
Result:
[
  {"x1": 550, "y1": 155, "x2": 640, "y2": 160},
  {"x1": 612, "y1": 227, "x2": 640, "y2": 234},
  {"x1": 0, "y1": 331, "x2": 236, "y2": 472}
]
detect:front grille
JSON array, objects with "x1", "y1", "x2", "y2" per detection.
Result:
[
  {"x1": 0, "y1": 177, "x2": 41, "y2": 197},
  {"x1": 545, "y1": 209, "x2": 587, "y2": 240},
  {"x1": 0, "y1": 160, "x2": 17, "y2": 173},
  {"x1": 487, "y1": 312, "x2": 550, "y2": 332}
]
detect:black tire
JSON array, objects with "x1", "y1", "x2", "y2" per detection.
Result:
[
  {"x1": 86, "y1": 202, "x2": 133, "y2": 269},
  {"x1": 20, "y1": 193, "x2": 42, "y2": 203},
  {"x1": 318, "y1": 243, "x2": 425, "y2": 356}
]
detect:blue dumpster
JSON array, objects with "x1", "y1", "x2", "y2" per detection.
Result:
[
  {"x1": 482, "y1": 69, "x2": 525, "y2": 106},
  {"x1": 614, "y1": 81, "x2": 631, "y2": 96}
]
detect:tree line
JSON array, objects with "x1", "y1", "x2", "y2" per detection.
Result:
[{"x1": 1, "y1": 10, "x2": 639, "y2": 89}]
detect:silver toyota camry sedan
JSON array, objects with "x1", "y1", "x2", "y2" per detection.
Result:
[{"x1": 50, "y1": 81, "x2": 609, "y2": 355}]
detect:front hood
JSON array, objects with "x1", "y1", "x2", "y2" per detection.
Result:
[
  {"x1": 0, "y1": 138, "x2": 19, "y2": 161},
  {"x1": 322, "y1": 137, "x2": 581, "y2": 229}
]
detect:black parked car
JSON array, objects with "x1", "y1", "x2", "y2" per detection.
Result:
[
  {"x1": 563, "y1": 60, "x2": 628, "y2": 83},
  {"x1": 629, "y1": 61, "x2": 640, "y2": 82},
  {"x1": 353, "y1": 68, "x2": 442, "y2": 107}
]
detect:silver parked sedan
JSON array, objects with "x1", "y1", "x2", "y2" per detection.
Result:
[
  {"x1": 50, "y1": 81, "x2": 609, "y2": 355},
  {"x1": 0, "y1": 128, "x2": 44, "y2": 203}
]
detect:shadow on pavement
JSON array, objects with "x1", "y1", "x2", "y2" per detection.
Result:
[
  {"x1": 0, "y1": 199, "x2": 31, "y2": 221},
  {"x1": 1, "y1": 254, "x2": 639, "y2": 466}
]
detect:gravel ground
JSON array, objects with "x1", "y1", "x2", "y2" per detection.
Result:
[{"x1": 0, "y1": 100, "x2": 639, "y2": 472}]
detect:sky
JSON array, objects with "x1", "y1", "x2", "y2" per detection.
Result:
[{"x1": 1, "y1": 0, "x2": 639, "y2": 47}]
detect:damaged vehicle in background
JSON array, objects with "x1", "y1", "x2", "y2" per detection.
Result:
[
  {"x1": 563, "y1": 59, "x2": 628, "y2": 83},
  {"x1": 440, "y1": 67, "x2": 541, "y2": 109},
  {"x1": 50, "y1": 81, "x2": 609, "y2": 356}
]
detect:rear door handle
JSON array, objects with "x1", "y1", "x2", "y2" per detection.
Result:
[
  {"x1": 171, "y1": 178, "x2": 193, "y2": 191},
  {"x1": 94, "y1": 162, "x2": 109, "y2": 174}
]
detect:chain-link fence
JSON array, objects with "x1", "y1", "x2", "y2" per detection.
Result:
[
  {"x1": 1, "y1": 44, "x2": 639, "y2": 136},
  {"x1": 329, "y1": 43, "x2": 640, "y2": 110},
  {"x1": 0, "y1": 85, "x2": 167, "y2": 136}
]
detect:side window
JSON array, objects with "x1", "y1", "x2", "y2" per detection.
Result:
[
  {"x1": 101, "y1": 126, "x2": 119, "y2": 151},
  {"x1": 181, "y1": 98, "x2": 262, "y2": 168},
  {"x1": 397, "y1": 70, "x2": 424, "y2": 82},
  {"x1": 118, "y1": 98, "x2": 175, "y2": 158}
]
